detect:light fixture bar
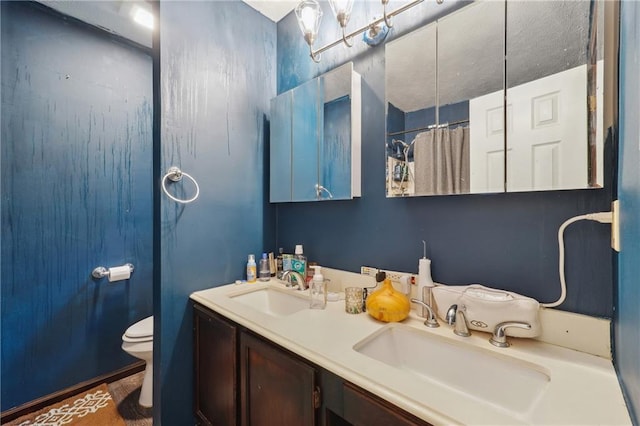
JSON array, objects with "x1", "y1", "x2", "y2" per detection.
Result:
[{"x1": 310, "y1": 0, "x2": 424, "y2": 60}]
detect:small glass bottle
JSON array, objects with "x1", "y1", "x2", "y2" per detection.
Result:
[
  {"x1": 258, "y1": 253, "x2": 270, "y2": 282},
  {"x1": 246, "y1": 254, "x2": 257, "y2": 283}
]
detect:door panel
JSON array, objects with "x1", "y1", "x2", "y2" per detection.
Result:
[{"x1": 240, "y1": 332, "x2": 316, "y2": 426}]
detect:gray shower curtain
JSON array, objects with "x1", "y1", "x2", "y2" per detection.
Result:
[{"x1": 414, "y1": 127, "x2": 470, "y2": 195}]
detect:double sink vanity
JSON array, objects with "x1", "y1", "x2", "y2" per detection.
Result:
[{"x1": 190, "y1": 269, "x2": 630, "y2": 425}]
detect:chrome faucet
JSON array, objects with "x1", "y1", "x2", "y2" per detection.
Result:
[
  {"x1": 489, "y1": 321, "x2": 531, "y2": 348},
  {"x1": 446, "y1": 304, "x2": 470, "y2": 337},
  {"x1": 410, "y1": 298, "x2": 439, "y2": 328},
  {"x1": 281, "y1": 270, "x2": 308, "y2": 290}
]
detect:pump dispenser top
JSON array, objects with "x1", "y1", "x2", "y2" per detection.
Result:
[{"x1": 312, "y1": 265, "x2": 323, "y2": 281}]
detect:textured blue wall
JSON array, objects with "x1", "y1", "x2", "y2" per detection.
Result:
[
  {"x1": 276, "y1": 0, "x2": 614, "y2": 317},
  {"x1": 1, "y1": 2, "x2": 153, "y2": 410},
  {"x1": 615, "y1": 1, "x2": 640, "y2": 422},
  {"x1": 157, "y1": 2, "x2": 276, "y2": 423}
]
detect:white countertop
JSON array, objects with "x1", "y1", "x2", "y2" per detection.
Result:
[{"x1": 191, "y1": 280, "x2": 631, "y2": 425}]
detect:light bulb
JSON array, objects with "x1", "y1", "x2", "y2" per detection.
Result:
[
  {"x1": 329, "y1": 0, "x2": 354, "y2": 28},
  {"x1": 132, "y1": 6, "x2": 154, "y2": 30},
  {"x1": 295, "y1": 0, "x2": 323, "y2": 46},
  {"x1": 300, "y1": 7, "x2": 316, "y2": 31}
]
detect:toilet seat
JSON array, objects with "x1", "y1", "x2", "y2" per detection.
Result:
[{"x1": 122, "y1": 316, "x2": 153, "y2": 343}]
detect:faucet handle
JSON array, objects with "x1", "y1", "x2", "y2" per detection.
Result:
[{"x1": 489, "y1": 321, "x2": 531, "y2": 348}]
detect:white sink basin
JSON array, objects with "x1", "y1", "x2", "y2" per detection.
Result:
[
  {"x1": 229, "y1": 287, "x2": 309, "y2": 317},
  {"x1": 353, "y1": 323, "x2": 550, "y2": 416}
]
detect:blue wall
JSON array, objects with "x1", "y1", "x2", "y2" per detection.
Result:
[
  {"x1": 615, "y1": 1, "x2": 640, "y2": 422},
  {"x1": 275, "y1": 1, "x2": 614, "y2": 318},
  {"x1": 1, "y1": 2, "x2": 153, "y2": 410},
  {"x1": 157, "y1": 2, "x2": 276, "y2": 423}
]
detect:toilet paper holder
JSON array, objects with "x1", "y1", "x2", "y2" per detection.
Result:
[{"x1": 92, "y1": 263, "x2": 135, "y2": 280}]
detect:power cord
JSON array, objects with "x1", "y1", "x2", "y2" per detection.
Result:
[{"x1": 542, "y1": 211, "x2": 613, "y2": 308}]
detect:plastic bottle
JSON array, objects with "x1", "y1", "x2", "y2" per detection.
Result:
[
  {"x1": 268, "y1": 252, "x2": 276, "y2": 277},
  {"x1": 246, "y1": 254, "x2": 257, "y2": 283},
  {"x1": 258, "y1": 253, "x2": 270, "y2": 282},
  {"x1": 310, "y1": 266, "x2": 326, "y2": 309},
  {"x1": 292, "y1": 244, "x2": 307, "y2": 280},
  {"x1": 276, "y1": 248, "x2": 284, "y2": 279}
]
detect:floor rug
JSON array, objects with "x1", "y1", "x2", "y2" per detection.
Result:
[{"x1": 5, "y1": 384, "x2": 126, "y2": 426}]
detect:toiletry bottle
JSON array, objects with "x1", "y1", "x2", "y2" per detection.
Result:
[
  {"x1": 310, "y1": 266, "x2": 326, "y2": 309},
  {"x1": 268, "y1": 252, "x2": 276, "y2": 277},
  {"x1": 307, "y1": 261, "x2": 318, "y2": 287},
  {"x1": 258, "y1": 253, "x2": 270, "y2": 282},
  {"x1": 276, "y1": 248, "x2": 284, "y2": 279},
  {"x1": 247, "y1": 254, "x2": 257, "y2": 283},
  {"x1": 292, "y1": 244, "x2": 307, "y2": 283}
]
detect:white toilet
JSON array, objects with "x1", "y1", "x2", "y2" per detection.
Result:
[{"x1": 122, "y1": 316, "x2": 153, "y2": 408}]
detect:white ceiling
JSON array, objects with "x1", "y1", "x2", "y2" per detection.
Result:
[{"x1": 242, "y1": 0, "x2": 298, "y2": 22}]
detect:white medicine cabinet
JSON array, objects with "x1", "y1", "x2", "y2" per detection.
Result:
[{"x1": 270, "y1": 62, "x2": 361, "y2": 202}]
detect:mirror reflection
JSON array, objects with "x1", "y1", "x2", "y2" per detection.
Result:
[
  {"x1": 505, "y1": 0, "x2": 603, "y2": 192},
  {"x1": 386, "y1": 0, "x2": 607, "y2": 197},
  {"x1": 270, "y1": 62, "x2": 360, "y2": 202}
]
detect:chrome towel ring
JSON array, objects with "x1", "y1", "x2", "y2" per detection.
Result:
[{"x1": 162, "y1": 166, "x2": 200, "y2": 204}]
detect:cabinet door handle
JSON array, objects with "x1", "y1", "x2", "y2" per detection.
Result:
[
  {"x1": 315, "y1": 184, "x2": 334, "y2": 199},
  {"x1": 313, "y1": 386, "x2": 322, "y2": 409}
]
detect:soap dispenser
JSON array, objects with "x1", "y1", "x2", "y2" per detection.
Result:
[{"x1": 309, "y1": 266, "x2": 326, "y2": 309}]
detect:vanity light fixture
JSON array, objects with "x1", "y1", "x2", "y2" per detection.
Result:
[
  {"x1": 328, "y1": 0, "x2": 355, "y2": 47},
  {"x1": 295, "y1": 0, "x2": 323, "y2": 54},
  {"x1": 296, "y1": 0, "x2": 443, "y2": 62}
]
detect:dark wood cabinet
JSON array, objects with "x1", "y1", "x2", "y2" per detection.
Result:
[
  {"x1": 240, "y1": 332, "x2": 318, "y2": 426},
  {"x1": 193, "y1": 302, "x2": 431, "y2": 426},
  {"x1": 342, "y1": 383, "x2": 432, "y2": 426},
  {"x1": 194, "y1": 303, "x2": 238, "y2": 426}
]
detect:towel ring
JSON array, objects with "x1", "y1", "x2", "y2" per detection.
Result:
[{"x1": 162, "y1": 166, "x2": 200, "y2": 204}]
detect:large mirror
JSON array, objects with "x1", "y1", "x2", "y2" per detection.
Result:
[{"x1": 386, "y1": 0, "x2": 610, "y2": 197}]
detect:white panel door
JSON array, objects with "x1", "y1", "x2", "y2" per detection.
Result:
[{"x1": 506, "y1": 65, "x2": 588, "y2": 191}]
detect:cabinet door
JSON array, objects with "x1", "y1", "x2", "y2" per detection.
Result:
[
  {"x1": 343, "y1": 382, "x2": 432, "y2": 426},
  {"x1": 240, "y1": 332, "x2": 317, "y2": 426},
  {"x1": 270, "y1": 92, "x2": 293, "y2": 202},
  {"x1": 292, "y1": 78, "x2": 321, "y2": 202},
  {"x1": 193, "y1": 304, "x2": 238, "y2": 426},
  {"x1": 320, "y1": 95, "x2": 352, "y2": 200}
]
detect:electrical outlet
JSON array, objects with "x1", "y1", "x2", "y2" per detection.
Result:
[
  {"x1": 360, "y1": 266, "x2": 377, "y2": 277},
  {"x1": 360, "y1": 266, "x2": 417, "y2": 285}
]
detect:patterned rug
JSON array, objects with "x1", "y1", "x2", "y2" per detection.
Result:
[{"x1": 5, "y1": 384, "x2": 126, "y2": 426}]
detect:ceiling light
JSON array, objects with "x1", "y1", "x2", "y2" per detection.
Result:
[{"x1": 132, "y1": 6, "x2": 154, "y2": 30}]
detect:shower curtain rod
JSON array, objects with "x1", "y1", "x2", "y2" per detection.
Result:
[{"x1": 387, "y1": 119, "x2": 469, "y2": 137}]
